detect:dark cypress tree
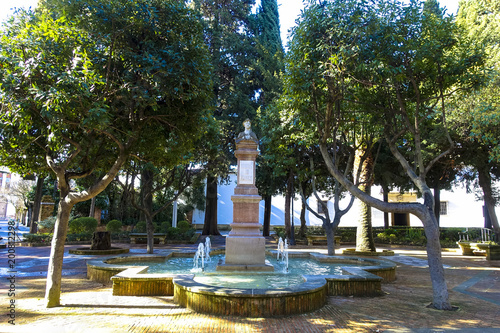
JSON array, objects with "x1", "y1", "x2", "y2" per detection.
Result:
[
  {"x1": 253, "y1": 0, "x2": 285, "y2": 236},
  {"x1": 253, "y1": 0, "x2": 284, "y2": 107}
]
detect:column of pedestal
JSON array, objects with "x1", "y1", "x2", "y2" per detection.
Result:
[{"x1": 218, "y1": 139, "x2": 273, "y2": 271}]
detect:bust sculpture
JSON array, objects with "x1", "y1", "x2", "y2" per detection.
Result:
[{"x1": 236, "y1": 119, "x2": 258, "y2": 144}]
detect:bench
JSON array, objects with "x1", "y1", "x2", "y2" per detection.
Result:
[
  {"x1": 306, "y1": 235, "x2": 341, "y2": 249},
  {"x1": 129, "y1": 233, "x2": 167, "y2": 245}
]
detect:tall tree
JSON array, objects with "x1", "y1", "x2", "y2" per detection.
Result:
[
  {"x1": 286, "y1": 0, "x2": 483, "y2": 310},
  {"x1": 453, "y1": 0, "x2": 500, "y2": 239},
  {"x1": 192, "y1": 0, "x2": 257, "y2": 235},
  {"x1": 0, "y1": 0, "x2": 212, "y2": 307},
  {"x1": 253, "y1": 0, "x2": 285, "y2": 235}
]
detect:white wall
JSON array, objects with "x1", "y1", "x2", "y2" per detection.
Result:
[
  {"x1": 0, "y1": 167, "x2": 26, "y2": 219},
  {"x1": 192, "y1": 174, "x2": 493, "y2": 229}
]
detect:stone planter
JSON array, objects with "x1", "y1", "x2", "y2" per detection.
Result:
[
  {"x1": 485, "y1": 245, "x2": 500, "y2": 261},
  {"x1": 457, "y1": 241, "x2": 473, "y2": 255}
]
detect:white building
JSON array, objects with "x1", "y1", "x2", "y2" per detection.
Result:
[
  {"x1": 0, "y1": 167, "x2": 27, "y2": 220},
  {"x1": 192, "y1": 173, "x2": 492, "y2": 229}
]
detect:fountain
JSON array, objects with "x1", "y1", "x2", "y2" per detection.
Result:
[
  {"x1": 276, "y1": 237, "x2": 289, "y2": 272},
  {"x1": 204, "y1": 236, "x2": 211, "y2": 262},
  {"x1": 85, "y1": 120, "x2": 397, "y2": 317},
  {"x1": 193, "y1": 243, "x2": 205, "y2": 271},
  {"x1": 277, "y1": 237, "x2": 284, "y2": 260}
]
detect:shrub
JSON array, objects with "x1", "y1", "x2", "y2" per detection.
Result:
[
  {"x1": 106, "y1": 219, "x2": 123, "y2": 233},
  {"x1": 305, "y1": 226, "x2": 325, "y2": 236},
  {"x1": 123, "y1": 217, "x2": 136, "y2": 226},
  {"x1": 159, "y1": 221, "x2": 171, "y2": 233},
  {"x1": 273, "y1": 227, "x2": 285, "y2": 239},
  {"x1": 37, "y1": 216, "x2": 57, "y2": 233},
  {"x1": 66, "y1": 233, "x2": 93, "y2": 242},
  {"x1": 167, "y1": 226, "x2": 180, "y2": 239},
  {"x1": 388, "y1": 233, "x2": 398, "y2": 243},
  {"x1": 69, "y1": 217, "x2": 98, "y2": 234},
  {"x1": 185, "y1": 228, "x2": 196, "y2": 238},
  {"x1": 23, "y1": 233, "x2": 53, "y2": 243},
  {"x1": 339, "y1": 228, "x2": 356, "y2": 242},
  {"x1": 376, "y1": 233, "x2": 388, "y2": 242},
  {"x1": 440, "y1": 228, "x2": 463, "y2": 243},
  {"x1": 110, "y1": 231, "x2": 130, "y2": 241},
  {"x1": 133, "y1": 221, "x2": 147, "y2": 233},
  {"x1": 177, "y1": 220, "x2": 190, "y2": 231}
]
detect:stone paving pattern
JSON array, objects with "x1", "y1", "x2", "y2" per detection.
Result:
[{"x1": 1, "y1": 220, "x2": 499, "y2": 332}]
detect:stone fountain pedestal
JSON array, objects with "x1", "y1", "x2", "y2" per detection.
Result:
[{"x1": 217, "y1": 120, "x2": 273, "y2": 272}]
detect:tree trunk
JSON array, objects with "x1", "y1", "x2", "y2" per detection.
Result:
[
  {"x1": 433, "y1": 187, "x2": 441, "y2": 226},
  {"x1": 356, "y1": 189, "x2": 375, "y2": 252},
  {"x1": 319, "y1": 143, "x2": 452, "y2": 310},
  {"x1": 90, "y1": 231, "x2": 111, "y2": 250},
  {"x1": 263, "y1": 195, "x2": 271, "y2": 237},
  {"x1": 299, "y1": 201, "x2": 307, "y2": 238},
  {"x1": 478, "y1": 167, "x2": 500, "y2": 240},
  {"x1": 324, "y1": 221, "x2": 335, "y2": 255},
  {"x1": 89, "y1": 196, "x2": 96, "y2": 219},
  {"x1": 142, "y1": 168, "x2": 154, "y2": 254},
  {"x1": 30, "y1": 176, "x2": 44, "y2": 234},
  {"x1": 202, "y1": 176, "x2": 221, "y2": 235},
  {"x1": 146, "y1": 215, "x2": 155, "y2": 254},
  {"x1": 382, "y1": 184, "x2": 390, "y2": 229},
  {"x1": 44, "y1": 143, "x2": 130, "y2": 308},
  {"x1": 421, "y1": 192, "x2": 451, "y2": 310},
  {"x1": 284, "y1": 172, "x2": 293, "y2": 239},
  {"x1": 355, "y1": 148, "x2": 375, "y2": 252},
  {"x1": 45, "y1": 199, "x2": 74, "y2": 307}
]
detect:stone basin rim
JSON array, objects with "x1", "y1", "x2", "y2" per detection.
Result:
[
  {"x1": 173, "y1": 274, "x2": 328, "y2": 297},
  {"x1": 87, "y1": 250, "x2": 396, "y2": 289}
]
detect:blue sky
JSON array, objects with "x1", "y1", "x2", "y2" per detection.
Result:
[{"x1": 1, "y1": 0, "x2": 460, "y2": 46}]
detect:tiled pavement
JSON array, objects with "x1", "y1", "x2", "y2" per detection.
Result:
[{"x1": 1, "y1": 219, "x2": 500, "y2": 332}]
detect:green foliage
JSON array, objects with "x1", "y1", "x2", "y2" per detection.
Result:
[
  {"x1": 68, "y1": 217, "x2": 98, "y2": 234},
  {"x1": 133, "y1": 222, "x2": 147, "y2": 233},
  {"x1": 0, "y1": 0, "x2": 213, "y2": 211},
  {"x1": 166, "y1": 225, "x2": 195, "y2": 241},
  {"x1": 272, "y1": 226, "x2": 466, "y2": 248},
  {"x1": 177, "y1": 220, "x2": 190, "y2": 231},
  {"x1": 305, "y1": 226, "x2": 326, "y2": 236},
  {"x1": 23, "y1": 233, "x2": 53, "y2": 243},
  {"x1": 376, "y1": 228, "x2": 406, "y2": 244},
  {"x1": 37, "y1": 216, "x2": 57, "y2": 233},
  {"x1": 251, "y1": 0, "x2": 284, "y2": 108},
  {"x1": 66, "y1": 233, "x2": 93, "y2": 242},
  {"x1": 159, "y1": 221, "x2": 172, "y2": 234},
  {"x1": 338, "y1": 228, "x2": 356, "y2": 243},
  {"x1": 166, "y1": 226, "x2": 180, "y2": 239},
  {"x1": 106, "y1": 220, "x2": 123, "y2": 233},
  {"x1": 110, "y1": 232, "x2": 130, "y2": 242},
  {"x1": 23, "y1": 232, "x2": 94, "y2": 243},
  {"x1": 273, "y1": 226, "x2": 286, "y2": 239},
  {"x1": 73, "y1": 192, "x2": 109, "y2": 217},
  {"x1": 191, "y1": 0, "x2": 260, "y2": 235}
]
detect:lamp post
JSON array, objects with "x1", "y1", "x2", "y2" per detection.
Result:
[{"x1": 172, "y1": 191, "x2": 178, "y2": 228}]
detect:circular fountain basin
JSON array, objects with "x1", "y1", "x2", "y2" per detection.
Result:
[
  {"x1": 69, "y1": 247, "x2": 129, "y2": 255},
  {"x1": 112, "y1": 253, "x2": 347, "y2": 289},
  {"x1": 86, "y1": 250, "x2": 396, "y2": 317}
]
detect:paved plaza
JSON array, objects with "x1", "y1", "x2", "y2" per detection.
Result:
[{"x1": 1, "y1": 219, "x2": 499, "y2": 332}]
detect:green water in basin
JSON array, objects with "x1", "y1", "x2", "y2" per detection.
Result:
[{"x1": 116, "y1": 254, "x2": 352, "y2": 289}]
